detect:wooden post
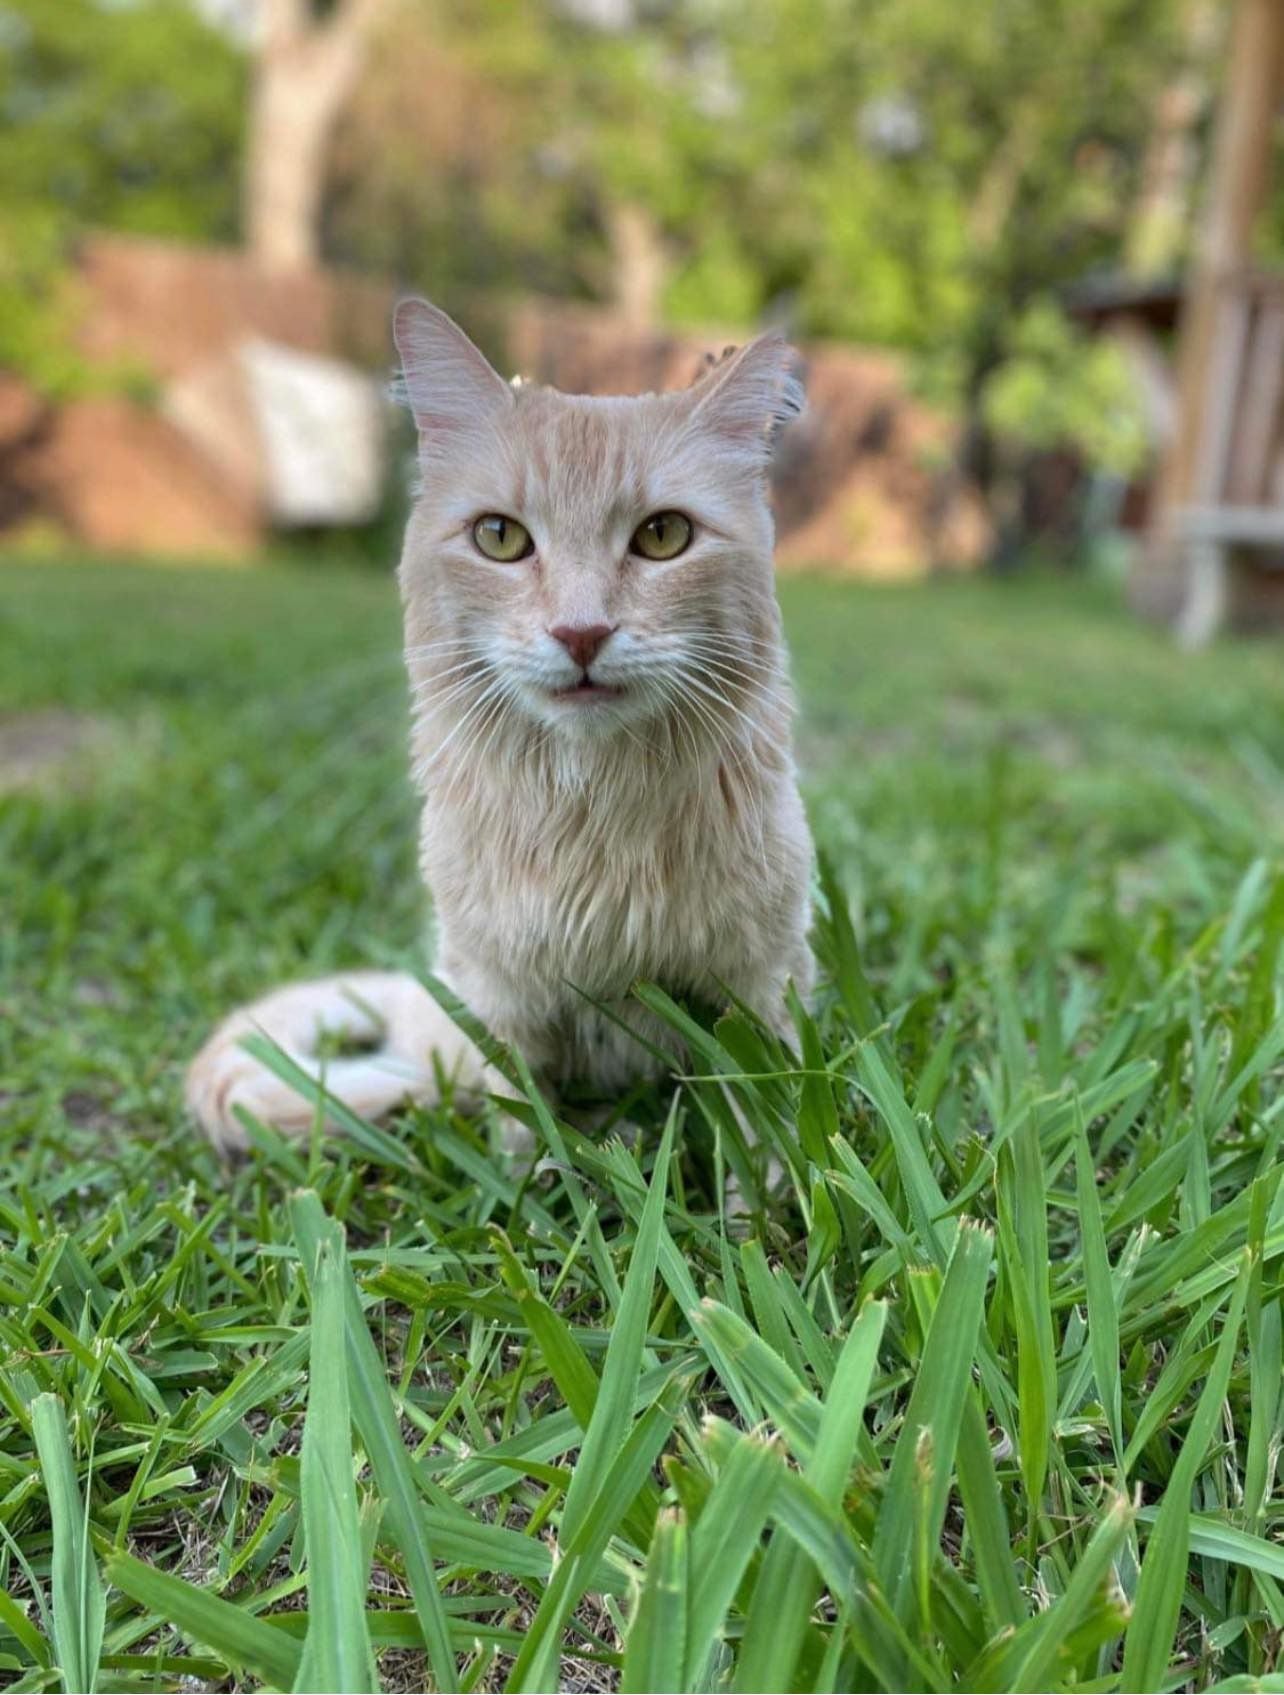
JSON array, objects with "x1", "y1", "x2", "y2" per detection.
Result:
[{"x1": 1141, "y1": 0, "x2": 1284, "y2": 637}]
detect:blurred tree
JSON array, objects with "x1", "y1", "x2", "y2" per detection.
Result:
[
  {"x1": 329, "y1": 0, "x2": 1200, "y2": 478},
  {"x1": 1125, "y1": 0, "x2": 1221, "y2": 276},
  {"x1": 1, "y1": 0, "x2": 1245, "y2": 515},
  {"x1": 981, "y1": 306, "x2": 1149, "y2": 478},
  {"x1": 0, "y1": 0, "x2": 245, "y2": 391},
  {"x1": 246, "y1": 0, "x2": 390, "y2": 271}
]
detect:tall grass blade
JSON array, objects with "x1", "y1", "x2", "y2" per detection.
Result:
[
  {"x1": 1075, "y1": 1120, "x2": 1124, "y2": 1465},
  {"x1": 683, "y1": 1429, "x2": 783, "y2": 1684},
  {"x1": 290, "y1": 1191, "x2": 458, "y2": 1692},
  {"x1": 31, "y1": 1394, "x2": 105, "y2": 1695},
  {"x1": 506, "y1": 1395, "x2": 680, "y2": 1693},
  {"x1": 733, "y1": 1300, "x2": 887, "y2": 1691},
  {"x1": 105, "y1": 1550, "x2": 303, "y2": 1689},
  {"x1": 871, "y1": 1220, "x2": 992, "y2": 1620},
  {"x1": 293, "y1": 1237, "x2": 379, "y2": 1694},
  {"x1": 968, "y1": 1490, "x2": 1133, "y2": 1693},
  {"x1": 1121, "y1": 1254, "x2": 1251, "y2": 1691},
  {"x1": 621, "y1": 1507, "x2": 688, "y2": 1695},
  {"x1": 956, "y1": 1390, "x2": 1025, "y2": 1632},
  {"x1": 559, "y1": 1113, "x2": 672, "y2": 1547}
]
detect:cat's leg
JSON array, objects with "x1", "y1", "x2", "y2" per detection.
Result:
[{"x1": 185, "y1": 969, "x2": 509, "y2": 1156}]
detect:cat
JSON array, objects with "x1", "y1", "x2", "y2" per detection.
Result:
[{"x1": 186, "y1": 301, "x2": 815, "y2": 1154}]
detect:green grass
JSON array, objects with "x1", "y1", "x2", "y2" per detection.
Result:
[{"x1": 1, "y1": 554, "x2": 1282, "y2": 1694}]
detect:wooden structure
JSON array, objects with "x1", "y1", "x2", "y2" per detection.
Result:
[
  {"x1": 0, "y1": 235, "x2": 394, "y2": 558},
  {"x1": 1144, "y1": 0, "x2": 1284, "y2": 643}
]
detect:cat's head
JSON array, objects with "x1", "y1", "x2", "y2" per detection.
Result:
[{"x1": 394, "y1": 299, "x2": 802, "y2": 752}]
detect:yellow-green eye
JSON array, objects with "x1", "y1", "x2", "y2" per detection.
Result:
[
  {"x1": 630, "y1": 510, "x2": 693, "y2": 561},
  {"x1": 473, "y1": 514, "x2": 533, "y2": 562}
]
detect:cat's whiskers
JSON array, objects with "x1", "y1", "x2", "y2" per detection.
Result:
[
  {"x1": 659, "y1": 634, "x2": 789, "y2": 727},
  {"x1": 410, "y1": 669, "x2": 488, "y2": 705},
  {"x1": 408, "y1": 665, "x2": 491, "y2": 706},
  {"x1": 446, "y1": 678, "x2": 521, "y2": 793},
  {"x1": 405, "y1": 654, "x2": 486, "y2": 688},
  {"x1": 638, "y1": 678, "x2": 685, "y2": 772},
  {"x1": 667, "y1": 669, "x2": 730, "y2": 757},
  {"x1": 409, "y1": 640, "x2": 491, "y2": 667},
  {"x1": 679, "y1": 635, "x2": 788, "y2": 697},
  {"x1": 680, "y1": 631, "x2": 779, "y2": 670},
  {"x1": 646, "y1": 670, "x2": 707, "y2": 771},
  {"x1": 408, "y1": 671, "x2": 491, "y2": 726},
  {"x1": 662, "y1": 664, "x2": 773, "y2": 860},
  {"x1": 414, "y1": 673, "x2": 512, "y2": 782},
  {"x1": 673, "y1": 663, "x2": 775, "y2": 745},
  {"x1": 690, "y1": 658, "x2": 785, "y2": 715},
  {"x1": 403, "y1": 636, "x2": 484, "y2": 661}
]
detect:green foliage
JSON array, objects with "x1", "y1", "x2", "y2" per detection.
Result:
[
  {"x1": 331, "y1": 0, "x2": 1194, "y2": 464},
  {"x1": 0, "y1": 0, "x2": 245, "y2": 239},
  {"x1": 980, "y1": 302, "x2": 1150, "y2": 475},
  {"x1": 0, "y1": 0, "x2": 245, "y2": 392},
  {"x1": 0, "y1": 205, "x2": 89, "y2": 399},
  {"x1": 0, "y1": 0, "x2": 1214, "y2": 464},
  {"x1": 2, "y1": 557, "x2": 1283, "y2": 1690}
]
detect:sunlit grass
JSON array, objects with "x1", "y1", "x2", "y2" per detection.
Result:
[{"x1": 1, "y1": 555, "x2": 1282, "y2": 1692}]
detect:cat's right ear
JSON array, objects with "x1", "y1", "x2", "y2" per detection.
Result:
[{"x1": 392, "y1": 298, "x2": 513, "y2": 457}]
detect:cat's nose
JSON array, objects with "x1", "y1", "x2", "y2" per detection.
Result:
[{"x1": 548, "y1": 622, "x2": 616, "y2": 669}]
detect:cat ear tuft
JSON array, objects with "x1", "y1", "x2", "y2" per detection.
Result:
[
  {"x1": 392, "y1": 298, "x2": 513, "y2": 456},
  {"x1": 685, "y1": 333, "x2": 805, "y2": 463}
]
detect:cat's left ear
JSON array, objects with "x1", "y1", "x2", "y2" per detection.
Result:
[
  {"x1": 684, "y1": 333, "x2": 805, "y2": 465},
  {"x1": 393, "y1": 297, "x2": 513, "y2": 459}
]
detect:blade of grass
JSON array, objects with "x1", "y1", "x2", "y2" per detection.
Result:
[
  {"x1": 105, "y1": 1550, "x2": 303, "y2": 1689},
  {"x1": 1075, "y1": 1117, "x2": 1124, "y2": 1466},
  {"x1": 1121, "y1": 1254, "x2": 1251, "y2": 1692},
  {"x1": 683, "y1": 1429, "x2": 783, "y2": 1685},
  {"x1": 620, "y1": 1507, "x2": 688, "y2": 1695},
  {"x1": 239, "y1": 1032, "x2": 420, "y2": 1173},
  {"x1": 1134, "y1": 1508, "x2": 1284, "y2": 1585},
  {"x1": 690, "y1": 1299, "x2": 823, "y2": 1460},
  {"x1": 852, "y1": 1040, "x2": 952, "y2": 1270},
  {"x1": 733, "y1": 1299, "x2": 887, "y2": 1692},
  {"x1": 956, "y1": 1390, "x2": 1025, "y2": 1633},
  {"x1": 292, "y1": 1235, "x2": 378, "y2": 1695},
  {"x1": 996, "y1": 1156, "x2": 1054, "y2": 1524},
  {"x1": 31, "y1": 1394, "x2": 105, "y2": 1695},
  {"x1": 506, "y1": 1394, "x2": 681, "y2": 1693},
  {"x1": 289, "y1": 1191, "x2": 459, "y2": 1692},
  {"x1": 871, "y1": 1219, "x2": 992, "y2": 1621},
  {"x1": 967, "y1": 1490, "x2": 1133, "y2": 1693},
  {"x1": 560, "y1": 1112, "x2": 672, "y2": 1548}
]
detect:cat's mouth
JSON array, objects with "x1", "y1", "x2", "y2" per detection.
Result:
[{"x1": 550, "y1": 673, "x2": 625, "y2": 704}]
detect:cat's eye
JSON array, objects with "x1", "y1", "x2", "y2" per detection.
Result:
[
  {"x1": 630, "y1": 510, "x2": 693, "y2": 561},
  {"x1": 473, "y1": 514, "x2": 533, "y2": 562}
]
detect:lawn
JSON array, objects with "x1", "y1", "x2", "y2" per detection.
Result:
[{"x1": 1, "y1": 555, "x2": 1283, "y2": 1694}]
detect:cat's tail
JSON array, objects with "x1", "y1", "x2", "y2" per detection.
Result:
[{"x1": 185, "y1": 970, "x2": 492, "y2": 1155}]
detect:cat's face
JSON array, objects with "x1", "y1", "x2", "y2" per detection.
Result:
[{"x1": 395, "y1": 301, "x2": 802, "y2": 750}]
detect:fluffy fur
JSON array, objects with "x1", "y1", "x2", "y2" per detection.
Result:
[{"x1": 187, "y1": 301, "x2": 815, "y2": 1153}]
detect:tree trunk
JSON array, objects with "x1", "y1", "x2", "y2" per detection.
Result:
[
  {"x1": 244, "y1": 0, "x2": 388, "y2": 273},
  {"x1": 604, "y1": 202, "x2": 668, "y2": 330},
  {"x1": 1125, "y1": 0, "x2": 1222, "y2": 277}
]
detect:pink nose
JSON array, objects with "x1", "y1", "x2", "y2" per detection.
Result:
[{"x1": 548, "y1": 622, "x2": 615, "y2": 669}]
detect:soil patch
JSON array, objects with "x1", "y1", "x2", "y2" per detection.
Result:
[{"x1": 0, "y1": 709, "x2": 115, "y2": 791}]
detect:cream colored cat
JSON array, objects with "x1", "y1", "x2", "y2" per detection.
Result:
[{"x1": 187, "y1": 301, "x2": 815, "y2": 1153}]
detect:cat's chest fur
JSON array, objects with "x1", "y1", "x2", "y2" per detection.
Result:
[{"x1": 419, "y1": 748, "x2": 813, "y2": 1084}]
